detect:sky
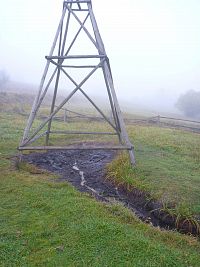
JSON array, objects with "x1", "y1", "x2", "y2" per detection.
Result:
[{"x1": 0, "y1": 0, "x2": 200, "y2": 112}]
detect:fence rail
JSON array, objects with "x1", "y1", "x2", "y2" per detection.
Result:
[
  {"x1": 124, "y1": 115, "x2": 200, "y2": 133},
  {"x1": 58, "y1": 110, "x2": 200, "y2": 133},
  {"x1": 18, "y1": 108, "x2": 200, "y2": 134}
]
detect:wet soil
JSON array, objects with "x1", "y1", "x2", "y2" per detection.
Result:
[{"x1": 22, "y1": 148, "x2": 199, "y2": 236}]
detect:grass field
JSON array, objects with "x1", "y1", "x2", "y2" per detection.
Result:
[{"x1": 0, "y1": 111, "x2": 200, "y2": 266}]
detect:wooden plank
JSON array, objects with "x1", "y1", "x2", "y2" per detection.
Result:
[
  {"x1": 60, "y1": 5, "x2": 71, "y2": 56},
  {"x1": 58, "y1": 12, "x2": 63, "y2": 56},
  {"x1": 18, "y1": 145, "x2": 133, "y2": 151},
  {"x1": 64, "y1": 1, "x2": 91, "y2": 5},
  {"x1": 87, "y1": 3, "x2": 104, "y2": 54},
  {"x1": 102, "y1": 67, "x2": 121, "y2": 140},
  {"x1": 71, "y1": 9, "x2": 89, "y2": 11},
  {"x1": 47, "y1": 61, "x2": 100, "y2": 70},
  {"x1": 61, "y1": 65, "x2": 100, "y2": 68},
  {"x1": 49, "y1": 131, "x2": 117, "y2": 135},
  {"x1": 46, "y1": 55, "x2": 105, "y2": 59}
]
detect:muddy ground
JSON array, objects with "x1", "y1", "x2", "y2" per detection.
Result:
[{"x1": 22, "y1": 148, "x2": 199, "y2": 236}]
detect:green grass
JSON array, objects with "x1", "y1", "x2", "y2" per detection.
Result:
[
  {"x1": 107, "y1": 125, "x2": 200, "y2": 217},
  {"x1": 0, "y1": 112, "x2": 200, "y2": 266}
]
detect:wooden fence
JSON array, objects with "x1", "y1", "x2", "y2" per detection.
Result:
[
  {"x1": 124, "y1": 115, "x2": 200, "y2": 133},
  {"x1": 19, "y1": 108, "x2": 200, "y2": 134},
  {"x1": 60, "y1": 109, "x2": 200, "y2": 133}
]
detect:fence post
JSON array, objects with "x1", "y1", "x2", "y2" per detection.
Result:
[
  {"x1": 64, "y1": 109, "x2": 67, "y2": 122},
  {"x1": 157, "y1": 115, "x2": 161, "y2": 127}
]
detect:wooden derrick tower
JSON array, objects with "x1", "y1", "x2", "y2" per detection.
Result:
[{"x1": 19, "y1": 0, "x2": 135, "y2": 165}]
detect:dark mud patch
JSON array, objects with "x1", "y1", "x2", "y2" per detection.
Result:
[{"x1": 21, "y1": 148, "x2": 199, "y2": 236}]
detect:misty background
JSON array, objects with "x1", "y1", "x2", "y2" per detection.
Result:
[{"x1": 0, "y1": 0, "x2": 200, "y2": 114}]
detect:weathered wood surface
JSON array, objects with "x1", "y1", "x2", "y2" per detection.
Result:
[
  {"x1": 19, "y1": 145, "x2": 133, "y2": 151},
  {"x1": 49, "y1": 131, "x2": 117, "y2": 135},
  {"x1": 64, "y1": 0, "x2": 91, "y2": 4},
  {"x1": 46, "y1": 55, "x2": 105, "y2": 59}
]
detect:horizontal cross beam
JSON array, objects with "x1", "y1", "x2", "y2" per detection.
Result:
[
  {"x1": 64, "y1": 0, "x2": 91, "y2": 3},
  {"x1": 70, "y1": 9, "x2": 89, "y2": 11},
  {"x1": 48, "y1": 60, "x2": 101, "y2": 68},
  {"x1": 18, "y1": 145, "x2": 133, "y2": 151},
  {"x1": 60, "y1": 65, "x2": 101, "y2": 68},
  {"x1": 46, "y1": 55, "x2": 106, "y2": 60},
  {"x1": 49, "y1": 131, "x2": 117, "y2": 135}
]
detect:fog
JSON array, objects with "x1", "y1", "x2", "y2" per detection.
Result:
[{"x1": 1, "y1": 0, "x2": 200, "y2": 114}]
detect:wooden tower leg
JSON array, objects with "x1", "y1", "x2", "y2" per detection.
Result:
[
  {"x1": 21, "y1": 7, "x2": 66, "y2": 145},
  {"x1": 103, "y1": 60, "x2": 136, "y2": 165},
  {"x1": 88, "y1": 2, "x2": 135, "y2": 165},
  {"x1": 102, "y1": 68, "x2": 122, "y2": 144}
]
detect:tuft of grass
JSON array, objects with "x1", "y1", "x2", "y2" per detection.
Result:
[
  {"x1": 106, "y1": 153, "x2": 154, "y2": 193},
  {"x1": 161, "y1": 203, "x2": 200, "y2": 235}
]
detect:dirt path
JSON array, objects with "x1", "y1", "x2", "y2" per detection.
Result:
[{"x1": 22, "y1": 148, "x2": 199, "y2": 236}]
